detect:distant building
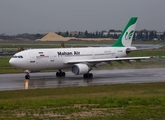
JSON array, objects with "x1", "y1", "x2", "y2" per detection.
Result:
[
  {"x1": 156, "y1": 32, "x2": 164, "y2": 36},
  {"x1": 69, "y1": 31, "x2": 79, "y2": 36},
  {"x1": 99, "y1": 31, "x2": 108, "y2": 36},
  {"x1": 69, "y1": 31, "x2": 84, "y2": 36},
  {"x1": 109, "y1": 31, "x2": 122, "y2": 36}
]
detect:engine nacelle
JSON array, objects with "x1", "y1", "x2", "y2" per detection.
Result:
[{"x1": 71, "y1": 64, "x2": 90, "y2": 75}]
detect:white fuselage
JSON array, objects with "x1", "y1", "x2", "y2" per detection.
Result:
[{"x1": 9, "y1": 47, "x2": 128, "y2": 71}]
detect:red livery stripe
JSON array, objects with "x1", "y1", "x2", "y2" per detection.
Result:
[{"x1": 40, "y1": 54, "x2": 45, "y2": 56}]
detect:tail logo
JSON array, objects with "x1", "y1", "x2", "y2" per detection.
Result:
[
  {"x1": 122, "y1": 23, "x2": 136, "y2": 47},
  {"x1": 125, "y1": 30, "x2": 134, "y2": 40},
  {"x1": 111, "y1": 17, "x2": 137, "y2": 47}
]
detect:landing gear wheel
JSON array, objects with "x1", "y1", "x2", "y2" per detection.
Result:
[
  {"x1": 56, "y1": 72, "x2": 59, "y2": 77},
  {"x1": 56, "y1": 71, "x2": 66, "y2": 77},
  {"x1": 89, "y1": 73, "x2": 93, "y2": 78},
  {"x1": 62, "y1": 72, "x2": 66, "y2": 77},
  {"x1": 83, "y1": 73, "x2": 93, "y2": 79},
  {"x1": 25, "y1": 74, "x2": 30, "y2": 79}
]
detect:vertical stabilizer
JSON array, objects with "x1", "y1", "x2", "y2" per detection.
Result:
[{"x1": 112, "y1": 17, "x2": 138, "y2": 47}]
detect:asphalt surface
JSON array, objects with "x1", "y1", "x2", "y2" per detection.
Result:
[{"x1": 0, "y1": 68, "x2": 165, "y2": 91}]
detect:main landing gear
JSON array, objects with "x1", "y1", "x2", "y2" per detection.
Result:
[
  {"x1": 56, "y1": 70, "x2": 66, "y2": 77},
  {"x1": 83, "y1": 73, "x2": 93, "y2": 79}
]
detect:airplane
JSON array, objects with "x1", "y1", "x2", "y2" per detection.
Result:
[{"x1": 9, "y1": 17, "x2": 151, "y2": 79}]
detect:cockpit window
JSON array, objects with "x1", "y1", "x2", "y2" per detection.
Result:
[
  {"x1": 18, "y1": 56, "x2": 23, "y2": 58},
  {"x1": 12, "y1": 55, "x2": 23, "y2": 58},
  {"x1": 12, "y1": 56, "x2": 17, "y2": 58}
]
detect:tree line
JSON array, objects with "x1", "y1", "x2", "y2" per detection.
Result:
[
  {"x1": 0, "y1": 29, "x2": 165, "y2": 41},
  {"x1": 58, "y1": 30, "x2": 165, "y2": 41},
  {"x1": 0, "y1": 33, "x2": 45, "y2": 41}
]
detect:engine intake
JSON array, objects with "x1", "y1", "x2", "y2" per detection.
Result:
[{"x1": 71, "y1": 64, "x2": 90, "y2": 75}]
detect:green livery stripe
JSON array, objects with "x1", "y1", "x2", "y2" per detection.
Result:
[{"x1": 112, "y1": 17, "x2": 138, "y2": 47}]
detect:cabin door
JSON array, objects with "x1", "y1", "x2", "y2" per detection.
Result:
[
  {"x1": 49, "y1": 52, "x2": 55, "y2": 62},
  {"x1": 29, "y1": 53, "x2": 35, "y2": 63}
]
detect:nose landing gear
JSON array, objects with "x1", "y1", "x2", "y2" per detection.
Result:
[
  {"x1": 24, "y1": 70, "x2": 31, "y2": 79},
  {"x1": 25, "y1": 73, "x2": 30, "y2": 79}
]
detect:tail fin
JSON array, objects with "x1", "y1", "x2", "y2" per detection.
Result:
[{"x1": 112, "y1": 17, "x2": 138, "y2": 47}]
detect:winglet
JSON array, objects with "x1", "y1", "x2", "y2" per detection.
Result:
[{"x1": 112, "y1": 17, "x2": 138, "y2": 47}]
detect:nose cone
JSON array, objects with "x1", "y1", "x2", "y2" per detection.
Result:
[
  {"x1": 9, "y1": 58, "x2": 15, "y2": 67},
  {"x1": 9, "y1": 58, "x2": 22, "y2": 69},
  {"x1": 9, "y1": 57, "x2": 26, "y2": 70},
  {"x1": 9, "y1": 58, "x2": 19, "y2": 68}
]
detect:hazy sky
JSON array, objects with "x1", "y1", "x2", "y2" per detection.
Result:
[{"x1": 0, "y1": 0, "x2": 165, "y2": 35}]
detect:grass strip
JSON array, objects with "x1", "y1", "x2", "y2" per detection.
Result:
[{"x1": 0, "y1": 83, "x2": 165, "y2": 119}]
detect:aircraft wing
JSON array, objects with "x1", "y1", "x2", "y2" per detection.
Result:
[{"x1": 66, "y1": 56, "x2": 152, "y2": 64}]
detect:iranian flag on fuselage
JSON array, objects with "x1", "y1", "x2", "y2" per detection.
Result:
[{"x1": 39, "y1": 52, "x2": 45, "y2": 56}]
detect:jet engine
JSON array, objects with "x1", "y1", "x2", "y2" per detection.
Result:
[{"x1": 71, "y1": 64, "x2": 90, "y2": 75}]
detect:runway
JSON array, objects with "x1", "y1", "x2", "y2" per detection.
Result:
[{"x1": 0, "y1": 68, "x2": 165, "y2": 91}]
